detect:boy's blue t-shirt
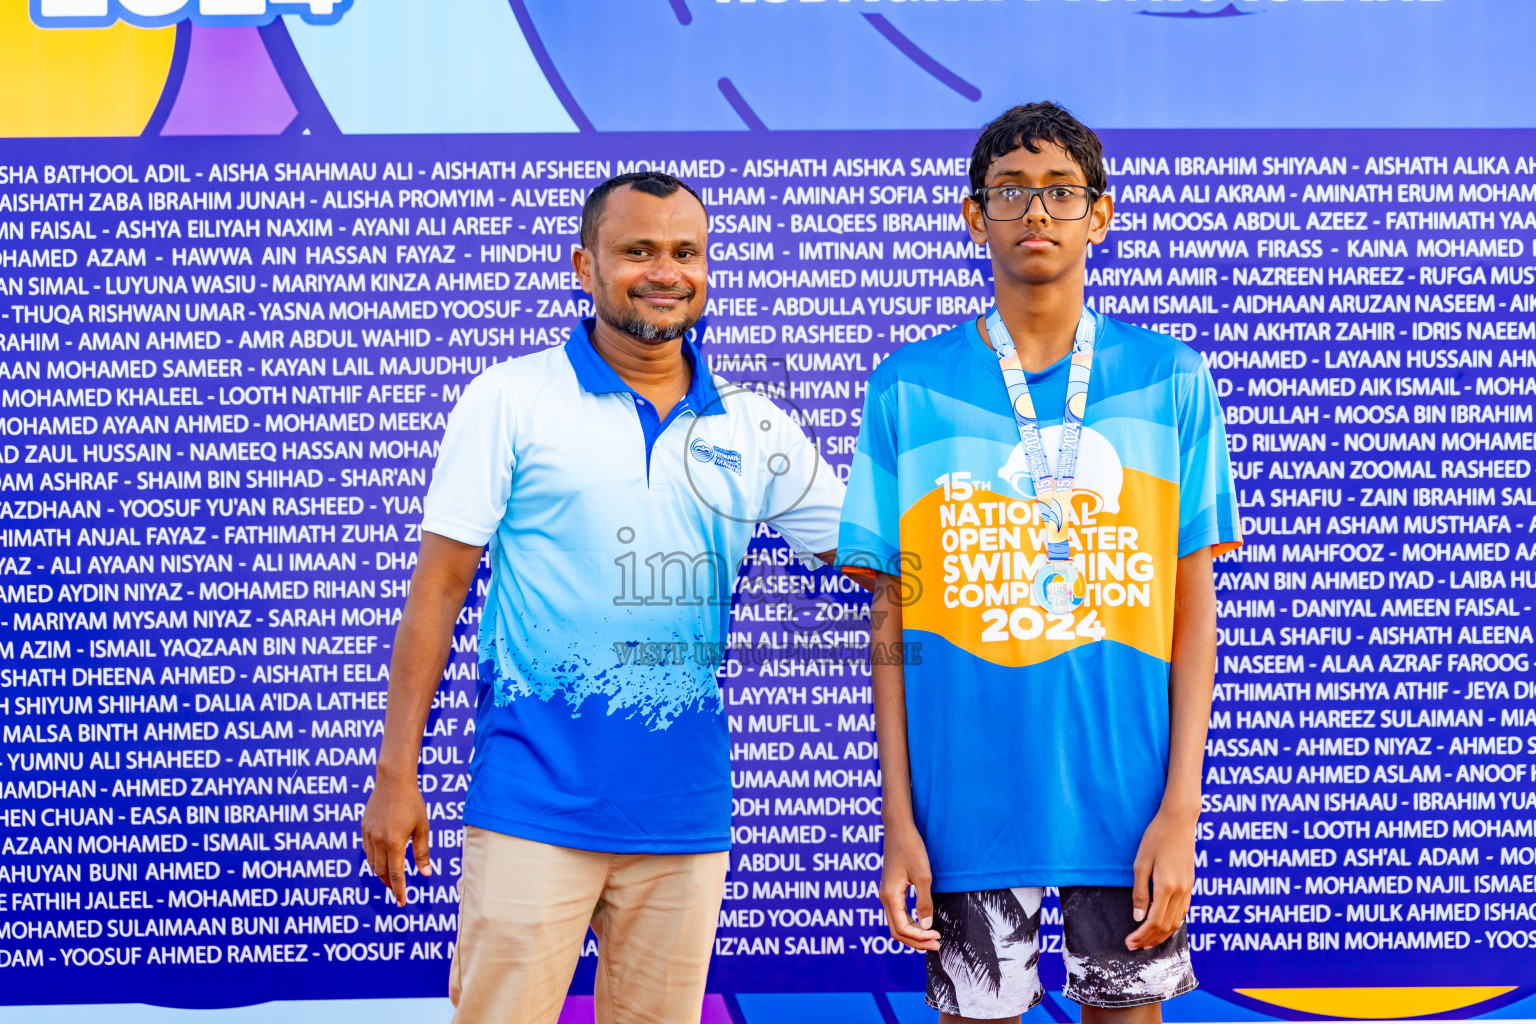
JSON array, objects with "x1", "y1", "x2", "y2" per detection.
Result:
[{"x1": 837, "y1": 314, "x2": 1242, "y2": 890}]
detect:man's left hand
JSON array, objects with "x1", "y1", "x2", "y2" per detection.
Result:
[{"x1": 1125, "y1": 807, "x2": 1198, "y2": 950}]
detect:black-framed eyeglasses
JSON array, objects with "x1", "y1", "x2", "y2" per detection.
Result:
[{"x1": 971, "y1": 184, "x2": 1100, "y2": 222}]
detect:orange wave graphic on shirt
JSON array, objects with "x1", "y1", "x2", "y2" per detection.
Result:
[{"x1": 901, "y1": 468, "x2": 1177, "y2": 668}]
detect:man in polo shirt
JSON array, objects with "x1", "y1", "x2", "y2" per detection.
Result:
[{"x1": 359, "y1": 172, "x2": 845, "y2": 1024}]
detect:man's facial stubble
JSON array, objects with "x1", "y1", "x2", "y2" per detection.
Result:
[{"x1": 591, "y1": 263, "x2": 699, "y2": 343}]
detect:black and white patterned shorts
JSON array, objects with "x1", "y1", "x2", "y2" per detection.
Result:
[{"x1": 926, "y1": 886, "x2": 1197, "y2": 1016}]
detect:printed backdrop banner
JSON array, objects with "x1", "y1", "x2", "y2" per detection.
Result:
[{"x1": 3, "y1": 3, "x2": 1536, "y2": 1023}]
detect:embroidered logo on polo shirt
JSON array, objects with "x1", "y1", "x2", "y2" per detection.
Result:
[
  {"x1": 713, "y1": 447, "x2": 743, "y2": 475},
  {"x1": 690, "y1": 438, "x2": 742, "y2": 475}
]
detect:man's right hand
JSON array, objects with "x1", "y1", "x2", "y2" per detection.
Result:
[
  {"x1": 880, "y1": 821, "x2": 941, "y2": 951},
  {"x1": 361, "y1": 773, "x2": 433, "y2": 907},
  {"x1": 360, "y1": 532, "x2": 482, "y2": 908}
]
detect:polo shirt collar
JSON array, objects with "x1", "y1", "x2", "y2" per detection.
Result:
[{"x1": 564, "y1": 318, "x2": 724, "y2": 416}]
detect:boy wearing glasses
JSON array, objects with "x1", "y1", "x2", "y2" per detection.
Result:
[{"x1": 838, "y1": 103, "x2": 1241, "y2": 1022}]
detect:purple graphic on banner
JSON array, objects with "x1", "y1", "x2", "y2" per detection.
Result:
[
  {"x1": 861, "y1": 14, "x2": 982, "y2": 103},
  {"x1": 558, "y1": 993, "x2": 733, "y2": 1023},
  {"x1": 161, "y1": 26, "x2": 297, "y2": 136}
]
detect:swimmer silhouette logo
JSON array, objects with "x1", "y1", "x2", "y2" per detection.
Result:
[{"x1": 32, "y1": 0, "x2": 352, "y2": 29}]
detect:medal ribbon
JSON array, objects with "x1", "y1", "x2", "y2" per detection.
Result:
[{"x1": 986, "y1": 304, "x2": 1097, "y2": 561}]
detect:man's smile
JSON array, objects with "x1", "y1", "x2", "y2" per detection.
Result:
[{"x1": 633, "y1": 286, "x2": 694, "y2": 308}]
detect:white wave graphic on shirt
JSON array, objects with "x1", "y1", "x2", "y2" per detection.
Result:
[
  {"x1": 482, "y1": 628, "x2": 722, "y2": 729},
  {"x1": 998, "y1": 425, "x2": 1124, "y2": 516}
]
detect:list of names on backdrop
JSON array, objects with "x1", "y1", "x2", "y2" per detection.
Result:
[{"x1": 0, "y1": 133, "x2": 1533, "y2": 1001}]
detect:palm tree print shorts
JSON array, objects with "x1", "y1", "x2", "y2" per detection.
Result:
[{"x1": 927, "y1": 886, "x2": 1197, "y2": 1015}]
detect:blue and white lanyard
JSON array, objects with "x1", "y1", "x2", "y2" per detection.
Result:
[{"x1": 985, "y1": 304, "x2": 1097, "y2": 561}]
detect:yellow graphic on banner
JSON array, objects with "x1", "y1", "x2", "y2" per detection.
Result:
[
  {"x1": 901, "y1": 465, "x2": 1178, "y2": 668},
  {"x1": 1235, "y1": 985, "x2": 1517, "y2": 1019},
  {"x1": 1, "y1": 6, "x2": 174, "y2": 137}
]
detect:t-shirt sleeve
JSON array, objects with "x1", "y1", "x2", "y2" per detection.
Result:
[
  {"x1": 761, "y1": 410, "x2": 845, "y2": 564},
  {"x1": 1176, "y1": 360, "x2": 1243, "y2": 559},
  {"x1": 420, "y1": 370, "x2": 515, "y2": 547},
  {"x1": 835, "y1": 375, "x2": 902, "y2": 579}
]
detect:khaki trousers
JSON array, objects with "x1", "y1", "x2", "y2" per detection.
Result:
[{"x1": 449, "y1": 825, "x2": 729, "y2": 1024}]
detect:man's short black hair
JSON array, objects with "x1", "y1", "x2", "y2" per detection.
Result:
[
  {"x1": 579, "y1": 171, "x2": 706, "y2": 250},
  {"x1": 968, "y1": 101, "x2": 1106, "y2": 197}
]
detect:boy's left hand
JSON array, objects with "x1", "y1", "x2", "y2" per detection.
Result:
[{"x1": 1125, "y1": 807, "x2": 1198, "y2": 950}]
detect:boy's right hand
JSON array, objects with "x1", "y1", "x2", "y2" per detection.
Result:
[{"x1": 880, "y1": 822, "x2": 941, "y2": 951}]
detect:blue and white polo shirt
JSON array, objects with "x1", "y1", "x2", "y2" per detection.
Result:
[{"x1": 421, "y1": 320, "x2": 845, "y2": 853}]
